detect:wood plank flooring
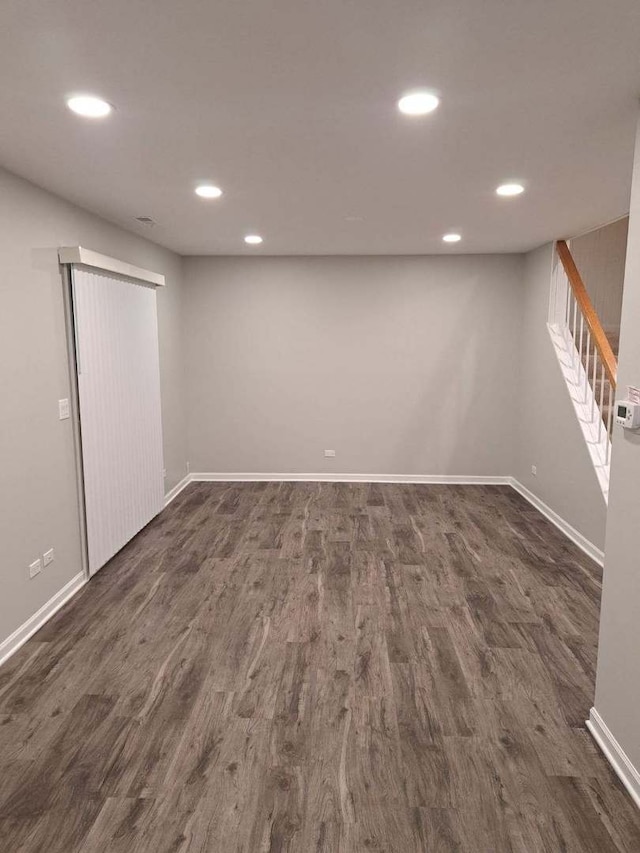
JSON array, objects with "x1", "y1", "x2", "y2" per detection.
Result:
[{"x1": 1, "y1": 482, "x2": 639, "y2": 852}]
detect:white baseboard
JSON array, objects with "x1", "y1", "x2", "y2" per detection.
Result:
[
  {"x1": 0, "y1": 572, "x2": 87, "y2": 667},
  {"x1": 587, "y1": 708, "x2": 640, "y2": 809},
  {"x1": 190, "y1": 472, "x2": 512, "y2": 485},
  {"x1": 164, "y1": 474, "x2": 192, "y2": 506},
  {"x1": 508, "y1": 478, "x2": 604, "y2": 566}
]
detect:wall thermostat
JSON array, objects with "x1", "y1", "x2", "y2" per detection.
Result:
[{"x1": 615, "y1": 400, "x2": 640, "y2": 430}]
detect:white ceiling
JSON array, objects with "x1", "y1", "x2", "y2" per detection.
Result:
[{"x1": 1, "y1": 0, "x2": 640, "y2": 255}]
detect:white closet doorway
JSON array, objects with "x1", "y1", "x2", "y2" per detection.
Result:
[{"x1": 60, "y1": 248, "x2": 165, "y2": 576}]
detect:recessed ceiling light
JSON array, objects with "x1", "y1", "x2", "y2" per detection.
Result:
[
  {"x1": 496, "y1": 183, "x2": 525, "y2": 197},
  {"x1": 442, "y1": 233, "x2": 462, "y2": 243},
  {"x1": 244, "y1": 235, "x2": 263, "y2": 245},
  {"x1": 398, "y1": 90, "x2": 440, "y2": 116},
  {"x1": 66, "y1": 95, "x2": 112, "y2": 118},
  {"x1": 195, "y1": 184, "x2": 223, "y2": 199}
]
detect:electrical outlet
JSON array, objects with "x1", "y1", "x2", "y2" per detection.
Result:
[
  {"x1": 58, "y1": 398, "x2": 70, "y2": 420},
  {"x1": 531, "y1": 465, "x2": 537, "y2": 476},
  {"x1": 43, "y1": 548, "x2": 55, "y2": 567},
  {"x1": 29, "y1": 558, "x2": 42, "y2": 579},
  {"x1": 324, "y1": 449, "x2": 336, "y2": 458}
]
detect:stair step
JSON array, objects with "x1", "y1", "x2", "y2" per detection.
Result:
[
  {"x1": 606, "y1": 330, "x2": 620, "y2": 356},
  {"x1": 574, "y1": 330, "x2": 620, "y2": 361},
  {"x1": 568, "y1": 326, "x2": 619, "y2": 434}
]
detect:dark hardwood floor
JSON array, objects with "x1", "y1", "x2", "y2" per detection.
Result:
[{"x1": 1, "y1": 482, "x2": 639, "y2": 852}]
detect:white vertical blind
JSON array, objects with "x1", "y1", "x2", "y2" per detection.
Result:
[{"x1": 72, "y1": 267, "x2": 164, "y2": 575}]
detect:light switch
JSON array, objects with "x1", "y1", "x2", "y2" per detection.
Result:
[{"x1": 59, "y1": 398, "x2": 70, "y2": 420}]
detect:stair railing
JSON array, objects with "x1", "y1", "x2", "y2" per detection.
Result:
[{"x1": 552, "y1": 240, "x2": 618, "y2": 464}]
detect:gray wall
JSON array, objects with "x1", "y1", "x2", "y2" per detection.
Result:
[
  {"x1": 571, "y1": 217, "x2": 628, "y2": 333},
  {"x1": 594, "y1": 114, "x2": 640, "y2": 771},
  {"x1": 513, "y1": 244, "x2": 607, "y2": 550},
  {"x1": 0, "y1": 167, "x2": 187, "y2": 645},
  {"x1": 0, "y1": 168, "x2": 614, "y2": 655},
  {"x1": 183, "y1": 255, "x2": 524, "y2": 477}
]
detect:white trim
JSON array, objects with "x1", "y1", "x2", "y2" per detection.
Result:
[
  {"x1": 587, "y1": 708, "x2": 640, "y2": 809},
  {"x1": 58, "y1": 247, "x2": 165, "y2": 287},
  {"x1": 547, "y1": 323, "x2": 610, "y2": 500},
  {"x1": 164, "y1": 474, "x2": 192, "y2": 506},
  {"x1": 508, "y1": 478, "x2": 604, "y2": 565},
  {"x1": 0, "y1": 572, "x2": 86, "y2": 667},
  {"x1": 189, "y1": 472, "x2": 512, "y2": 485}
]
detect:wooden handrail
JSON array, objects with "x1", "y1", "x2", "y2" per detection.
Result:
[{"x1": 556, "y1": 239, "x2": 617, "y2": 389}]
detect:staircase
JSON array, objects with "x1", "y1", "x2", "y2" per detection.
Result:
[
  {"x1": 578, "y1": 328, "x2": 620, "y2": 431},
  {"x1": 548, "y1": 240, "x2": 619, "y2": 501}
]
